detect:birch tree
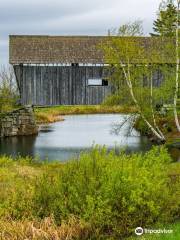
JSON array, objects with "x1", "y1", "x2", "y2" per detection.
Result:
[
  {"x1": 103, "y1": 38, "x2": 168, "y2": 141},
  {"x1": 174, "y1": 0, "x2": 180, "y2": 131},
  {"x1": 151, "y1": 0, "x2": 180, "y2": 132}
]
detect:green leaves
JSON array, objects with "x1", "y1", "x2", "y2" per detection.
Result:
[
  {"x1": 31, "y1": 147, "x2": 179, "y2": 237},
  {"x1": 0, "y1": 147, "x2": 179, "y2": 239},
  {"x1": 151, "y1": 3, "x2": 178, "y2": 37}
]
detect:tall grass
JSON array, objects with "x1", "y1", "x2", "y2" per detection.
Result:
[
  {"x1": 0, "y1": 217, "x2": 90, "y2": 240},
  {"x1": 0, "y1": 147, "x2": 179, "y2": 239}
]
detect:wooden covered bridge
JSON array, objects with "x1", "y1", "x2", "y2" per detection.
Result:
[{"x1": 9, "y1": 35, "x2": 165, "y2": 106}]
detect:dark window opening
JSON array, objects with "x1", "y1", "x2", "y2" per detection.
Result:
[
  {"x1": 102, "y1": 79, "x2": 108, "y2": 86},
  {"x1": 71, "y1": 63, "x2": 79, "y2": 67}
]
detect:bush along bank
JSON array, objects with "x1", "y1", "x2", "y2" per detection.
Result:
[
  {"x1": 134, "y1": 114, "x2": 180, "y2": 161},
  {"x1": 0, "y1": 146, "x2": 179, "y2": 239}
]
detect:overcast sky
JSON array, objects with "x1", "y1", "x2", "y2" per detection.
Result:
[{"x1": 1, "y1": 0, "x2": 160, "y2": 65}]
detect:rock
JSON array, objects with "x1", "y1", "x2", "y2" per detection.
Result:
[{"x1": 0, "y1": 106, "x2": 38, "y2": 137}]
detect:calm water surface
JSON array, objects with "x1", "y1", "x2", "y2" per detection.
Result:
[{"x1": 0, "y1": 114, "x2": 153, "y2": 161}]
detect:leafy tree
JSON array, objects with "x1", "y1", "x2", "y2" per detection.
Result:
[
  {"x1": 103, "y1": 21, "x2": 179, "y2": 141},
  {"x1": 151, "y1": 0, "x2": 180, "y2": 131},
  {"x1": 150, "y1": 1, "x2": 178, "y2": 36},
  {"x1": 108, "y1": 20, "x2": 143, "y2": 36},
  {"x1": 0, "y1": 65, "x2": 19, "y2": 113}
]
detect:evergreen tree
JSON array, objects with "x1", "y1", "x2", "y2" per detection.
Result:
[{"x1": 151, "y1": 3, "x2": 177, "y2": 36}]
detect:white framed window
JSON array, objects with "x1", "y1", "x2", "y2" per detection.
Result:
[
  {"x1": 88, "y1": 79, "x2": 102, "y2": 86},
  {"x1": 87, "y1": 79, "x2": 108, "y2": 86}
]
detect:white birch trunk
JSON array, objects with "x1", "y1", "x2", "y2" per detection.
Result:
[
  {"x1": 174, "y1": 0, "x2": 180, "y2": 132},
  {"x1": 120, "y1": 61, "x2": 166, "y2": 141},
  {"x1": 150, "y1": 71, "x2": 165, "y2": 139}
]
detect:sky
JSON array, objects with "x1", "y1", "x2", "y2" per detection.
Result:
[{"x1": 0, "y1": 0, "x2": 161, "y2": 65}]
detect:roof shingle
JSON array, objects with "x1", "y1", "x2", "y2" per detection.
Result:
[{"x1": 9, "y1": 35, "x2": 175, "y2": 64}]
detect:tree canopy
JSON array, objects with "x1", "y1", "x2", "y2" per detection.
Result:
[{"x1": 150, "y1": 2, "x2": 178, "y2": 36}]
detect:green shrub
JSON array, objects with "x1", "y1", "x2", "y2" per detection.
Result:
[
  {"x1": 0, "y1": 147, "x2": 179, "y2": 239},
  {"x1": 0, "y1": 66, "x2": 19, "y2": 113},
  {"x1": 134, "y1": 117, "x2": 150, "y2": 135},
  {"x1": 32, "y1": 147, "x2": 179, "y2": 239}
]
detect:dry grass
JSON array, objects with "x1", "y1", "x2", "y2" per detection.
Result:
[
  {"x1": 0, "y1": 217, "x2": 91, "y2": 240},
  {"x1": 14, "y1": 165, "x2": 42, "y2": 179},
  {"x1": 35, "y1": 105, "x2": 136, "y2": 124},
  {"x1": 35, "y1": 112, "x2": 64, "y2": 124}
]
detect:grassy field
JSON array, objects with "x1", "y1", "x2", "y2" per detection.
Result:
[
  {"x1": 34, "y1": 105, "x2": 136, "y2": 124},
  {"x1": 0, "y1": 146, "x2": 179, "y2": 239}
]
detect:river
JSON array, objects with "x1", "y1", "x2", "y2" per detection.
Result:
[{"x1": 0, "y1": 114, "x2": 155, "y2": 161}]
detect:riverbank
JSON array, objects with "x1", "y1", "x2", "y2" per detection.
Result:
[
  {"x1": 34, "y1": 105, "x2": 179, "y2": 160},
  {"x1": 34, "y1": 105, "x2": 136, "y2": 124},
  {"x1": 34, "y1": 105, "x2": 179, "y2": 150},
  {"x1": 134, "y1": 112, "x2": 180, "y2": 146},
  {"x1": 0, "y1": 146, "x2": 179, "y2": 239}
]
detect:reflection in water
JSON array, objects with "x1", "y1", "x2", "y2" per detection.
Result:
[
  {"x1": 0, "y1": 114, "x2": 153, "y2": 161},
  {"x1": 0, "y1": 135, "x2": 36, "y2": 157}
]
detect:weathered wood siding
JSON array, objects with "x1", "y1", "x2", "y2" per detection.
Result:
[{"x1": 14, "y1": 65, "x2": 112, "y2": 105}]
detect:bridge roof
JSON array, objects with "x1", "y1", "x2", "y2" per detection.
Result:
[{"x1": 9, "y1": 35, "x2": 174, "y2": 64}]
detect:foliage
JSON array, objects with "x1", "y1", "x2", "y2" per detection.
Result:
[
  {"x1": 0, "y1": 147, "x2": 179, "y2": 239},
  {"x1": 102, "y1": 14, "x2": 180, "y2": 140},
  {"x1": 103, "y1": 38, "x2": 171, "y2": 140},
  {"x1": 150, "y1": 0, "x2": 180, "y2": 132},
  {"x1": 151, "y1": 2, "x2": 178, "y2": 37},
  {"x1": 0, "y1": 65, "x2": 19, "y2": 113},
  {"x1": 135, "y1": 108, "x2": 180, "y2": 146},
  {"x1": 109, "y1": 20, "x2": 143, "y2": 36}
]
